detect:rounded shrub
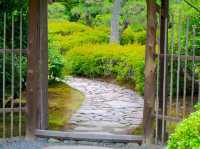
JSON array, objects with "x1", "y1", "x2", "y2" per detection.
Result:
[{"x1": 167, "y1": 109, "x2": 200, "y2": 149}]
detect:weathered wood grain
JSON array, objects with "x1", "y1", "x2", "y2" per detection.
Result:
[
  {"x1": 26, "y1": 0, "x2": 48, "y2": 139},
  {"x1": 143, "y1": 0, "x2": 157, "y2": 144}
]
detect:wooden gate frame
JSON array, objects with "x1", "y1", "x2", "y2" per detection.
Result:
[
  {"x1": 24, "y1": 0, "x2": 170, "y2": 143},
  {"x1": 144, "y1": 0, "x2": 169, "y2": 143},
  {"x1": 26, "y1": 0, "x2": 48, "y2": 139}
]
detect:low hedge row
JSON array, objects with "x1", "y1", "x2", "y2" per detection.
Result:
[
  {"x1": 49, "y1": 21, "x2": 146, "y2": 53},
  {"x1": 64, "y1": 44, "x2": 145, "y2": 93}
]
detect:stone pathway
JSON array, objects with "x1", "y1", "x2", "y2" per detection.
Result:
[
  {"x1": 0, "y1": 80, "x2": 161, "y2": 149},
  {"x1": 66, "y1": 77, "x2": 144, "y2": 134}
]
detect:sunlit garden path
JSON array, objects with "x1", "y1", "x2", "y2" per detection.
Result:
[{"x1": 66, "y1": 77, "x2": 144, "y2": 134}]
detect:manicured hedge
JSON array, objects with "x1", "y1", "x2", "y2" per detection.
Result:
[{"x1": 64, "y1": 44, "x2": 145, "y2": 93}]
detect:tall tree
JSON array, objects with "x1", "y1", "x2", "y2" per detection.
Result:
[{"x1": 110, "y1": 0, "x2": 122, "y2": 44}]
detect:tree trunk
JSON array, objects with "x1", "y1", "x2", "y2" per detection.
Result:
[
  {"x1": 143, "y1": 0, "x2": 157, "y2": 144},
  {"x1": 110, "y1": 0, "x2": 122, "y2": 44}
]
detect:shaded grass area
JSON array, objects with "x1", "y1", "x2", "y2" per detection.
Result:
[
  {"x1": 48, "y1": 81, "x2": 84, "y2": 130},
  {"x1": 0, "y1": 82, "x2": 84, "y2": 137}
]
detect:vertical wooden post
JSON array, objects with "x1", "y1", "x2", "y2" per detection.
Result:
[
  {"x1": 144, "y1": 0, "x2": 157, "y2": 144},
  {"x1": 158, "y1": 0, "x2": 169, "y2": 142},
  {"x1": 26, "y1": 0, "x2": 48, "y2": 139}
]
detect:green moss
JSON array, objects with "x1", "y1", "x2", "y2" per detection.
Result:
[{"x1": 48, "y1": 82, "x2": 84, "y2": 130}]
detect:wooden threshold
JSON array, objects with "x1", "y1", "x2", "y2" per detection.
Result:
[{"x1": 35, "y1": 129, "x2": 144, "y2": 144}]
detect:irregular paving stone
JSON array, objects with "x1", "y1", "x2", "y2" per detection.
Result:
[
  {"x1": 63, "y1": 140, "x2": 77, "y2": 144},
  {"x1": 66, "y1": 77, "x2": 144, "y2": 134},
  {"x1": 76, "y1": 141, "x2": 100, "y2": 146},
  {"x1": 126, "y1": 143, "x2": 140, "y2": 148},
  {"x1": 48, "y1": 138, "x2": 61, "y2": 144}
]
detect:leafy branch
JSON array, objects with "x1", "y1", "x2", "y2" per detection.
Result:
[{"x1": 183, "y1": 0, "x2": 200, "y2": 13}]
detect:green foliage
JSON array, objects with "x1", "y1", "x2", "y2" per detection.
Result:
[
  {"x1": 167, "y1": 107, "x2": 200, "y2": 149},
  {"x1": 0, "y1": 1, "x2": 28, "y2": 101},
  {"x1": 121, "y1": 27, "x2": 146, "y2": 45},
  {"x1": 48, "y1": 45, "x2": 65, "y2": 82},
  {"x1": 64, "y1": 44, "x2": 145, "y2": 93},
  {"x1": 0, "y1": 54, "x2": 27, "y2": 99},
  {"x1": 94, "y1": 14, "x2": 112, "y2": 26},
  {"x1": 121, "y1": 0, "x2": 146, "y2": 30},
  {"x1": 48, "y1": 19, "x2": 146, "y2": 93},
  {"x1": 49, "y1": 21, "x2": 88, "y2": 35},
  {"x1": 194, "y1": 104, "x2": 200, "y2": 111},
  {"x1": 48, "y1": 2, "x2": 68, "y2": 20},
  {"x1": 59, "y1": 29, "x2": 109, "y2": 51},
  {"x1": 49, "y1": 20, "x2": 147, "y2": 52},
  {"x1": 49, "y1": 21, "x2": 110, "y2": 52},
  {"x1": 52, "y1": 0, "x2": 147, "y2": 30}
]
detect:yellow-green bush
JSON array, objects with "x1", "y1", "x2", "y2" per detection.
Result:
[
  {"x1": 64, "y1": 44, "x2": 145, "y2": 93},
  {"x1": 49, "y1": 21, "x2": 109, "y2": 52},
  {"x1": 59, "y1": 29, "x2": 109, "y2": 51},
  {"x1": 121, "y1": 27, "x2": 146, "y2": 45},
  {"x1": 49, "y1": 21, "x2": 89, "y2": 35},
  {"x1": 48, "y1": 21, "x2": 146, "y2": 93},
  {"x1": 49, "y1": 21, "x2": 146, "y2": 52}
]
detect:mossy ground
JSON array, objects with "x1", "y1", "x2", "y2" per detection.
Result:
[
  {"x1": 48, "y1": 81, "x2": 84, "y2": 130},
  {"x1": 0, "y1": 81, "x2": 84, "y2": 137}
]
